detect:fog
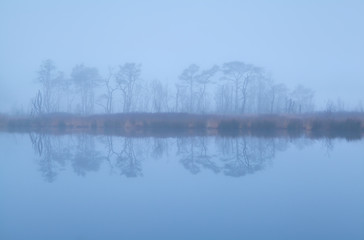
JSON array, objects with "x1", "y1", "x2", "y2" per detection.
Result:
[{"x1": 1, "y1": 0, "x2": 364, "y2": 113}]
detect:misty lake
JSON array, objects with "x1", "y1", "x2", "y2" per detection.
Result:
[{"x1": 0, "y1": 133, "x2": 363, "y2": 240}]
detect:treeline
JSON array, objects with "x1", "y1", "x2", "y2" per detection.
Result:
[{"x1": 30, "y1": 59, "x2": 315, "y2": 115}]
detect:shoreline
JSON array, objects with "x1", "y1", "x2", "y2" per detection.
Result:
[{"x1": 1, "y1": 112, "x2": 363, "y2": 140}]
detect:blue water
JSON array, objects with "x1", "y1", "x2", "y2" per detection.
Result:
[{"x1": 0, "y1": 133, "x2": 363, "y2": 240}]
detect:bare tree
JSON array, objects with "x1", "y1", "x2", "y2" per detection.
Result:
[
  {"x1": 151, "y1": 79, "x2": 169, "y2": 112},
  {"x1": 174, "y1": 84, "x2": 189, "y2": 112},
  {"x1": 36, "y1": 59, "x2": 64, "y2": 113},
  {"x1": 98, "y1": 67, "x2": 118, "y2": 113},
  {"x1": 179, "y1": 64, "x2": 218, "y2": 113},
  {"x1": 290, "y1": 85, "x2": 315, "y2": 113},
  {"x1": 71, "y1": 64, "x2": 100, "y2": 114},
  {"x1": 195, "y1": 65, "x2": 219, "y2": 113},
  {"x1": 56, "y1": 74, "x2": 73, "y2": 112},
  {"x1": 252, "y1": 74, "x2": 273, "y2": 113},
  {"x1": 215, "y1": 84, "x2": 234, "y2": 113},
  {"x1": 115, "y1": 63, "x2": 141, "y2": 112},
  {"x1": 325, "y1": 100, "x2": 336, "y2": 114},
  {"x1": 134, "y1": 81, "x2": 150, "y2": 112},
  {"x1": 179, "y1": 64, "x2": 200, "y2": 112},
  {"x1": 268, "y1": 83, "x2": 288, "y2": 113},
  {"x1": 221, "y1": 61, "x2": 262, "y2": 113}
]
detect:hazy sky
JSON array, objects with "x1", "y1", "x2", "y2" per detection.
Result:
[{"x1": 1, "y1": 0, "x2": 363, "y2": 112}]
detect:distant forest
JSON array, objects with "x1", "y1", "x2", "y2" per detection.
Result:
[{"x1": 30, "y1": 59, "x2": 317, "y2": 115}]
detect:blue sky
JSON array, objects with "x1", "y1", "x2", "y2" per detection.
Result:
[{"x1": 1, "y1": 0, "x2": 363, "y2": 112}]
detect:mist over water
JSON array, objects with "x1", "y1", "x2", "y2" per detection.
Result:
[
  {"x1": 0, "y1": 133, "x2": 363, "y2": 240},
  {"x1": 1, "y1": 1, "x2": 364, "y2": 239},
  {"x1": 1, "y1": 1, "x2": 364, "y2": 112}
]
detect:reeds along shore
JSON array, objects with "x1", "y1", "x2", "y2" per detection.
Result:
[{"x1": 0, "y1": 112, "x2": 364, "y2": 140}]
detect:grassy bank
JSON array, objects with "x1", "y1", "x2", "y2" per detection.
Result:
[{"x1": 1, "y1": 112, "x2": 363, "y2": 140}]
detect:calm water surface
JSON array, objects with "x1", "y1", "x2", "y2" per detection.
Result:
[{"x1": 0, "y1": 133, "x2": 363, "y2": 240}]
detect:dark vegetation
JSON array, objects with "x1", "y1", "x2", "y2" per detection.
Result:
[
  {"x1": 28, "y1": 60, "x2": 316, "y2": 116},
  {"x1": 1, "y1": 60, "x2": 362, "y2": 141},
  {"x1": 1, "y1": 112, "x2": 363, "y2": 140}
]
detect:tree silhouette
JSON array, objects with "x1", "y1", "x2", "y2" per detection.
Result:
[
  {"x1": 115, "y1": 63, "x2": 141, "y2": 112},
  {"x1": 222, "y1": 61, "x2": 262, "y2": 113},
  {"x1": 36, "y1": 59, "x2": 64, "y2": 113},
  {"x1": 71, "y1": 64, "x2": 100, "y2": 114},
  {"x1": 72, "y1": 135, "x2": 103, "y2": 176}
]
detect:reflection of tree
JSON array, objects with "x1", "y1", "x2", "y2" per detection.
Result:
[
  {"x1": 292, "y1": 137, "x2": 314, "y2": 150},
  {"x1": 114, "y1": 138, "x2": 142, "y2": 177},
  {"x1": 177, "y1": 137, "x2": 275, "y2": 177},
  {"x1": 100, "y1": 136, "x2": 116, "y2": 173},
  {"x1": 175, "y1": 137, "x2": 279, "y2": 177},
  {"x1": 28, "y1": 133, "x2": 296, "y2": 181},
  {"x1": 72, "y1": 135, "x2": 103, "y2": 176},
  {"x1": 217, "y1": 137, "x2": 276, "y2": 177},
  {"x1": 322, "y1": 138, "x2": 334, "y2": 156},
  {"x1": 29, "y1": 133, "x2": 104, "y2": 180},
  {"x1": 101, "y1": 136, "x2": 142, "y2": 178},
  {"x1": 274, "y1": 138, "x2": 289, "y2": 152},
  {"x1": 151, "y1": 138, "x2": 168, "y2": 159},
  {"x1": 177, "y1": 137, "x2": 219, "y2": 174},
  {"x1": 29, "y1": 133, "x2": 69, "y2": 182}
]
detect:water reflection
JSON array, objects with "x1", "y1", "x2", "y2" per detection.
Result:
[
  {"x1": 73, "y1": 135, "x2": 103, "y2": 176},
  {"x1": 177, "y1": 137, "x2": 219, "y2": 174},
  {"x1": 218, "y1": 137, "x2": 275, "y2": 177},
  {"x1": 29, "y1": 133, "x2": 69, "y2": 182},
  {"x1": 106, "y1": 137, "x2": 143, "y2": 178},
  {"x1": 29, "y1": 133, "x2": 331, "y2": 182},
  {"x1": 3, "y1": 132, "x2": 361, "y2": 240}
]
